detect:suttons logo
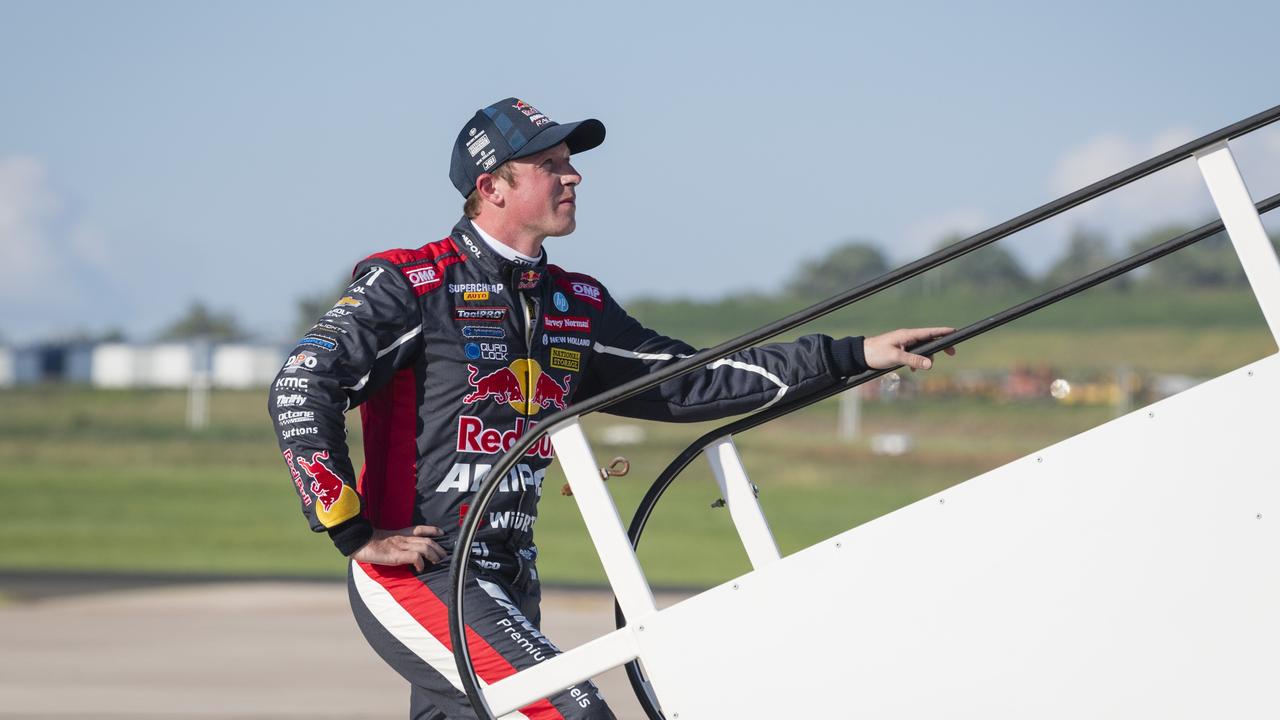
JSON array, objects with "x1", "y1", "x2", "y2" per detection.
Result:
[
  {"x1": 455, "y1": 416, "x2": 554, "y2": 459},
  {"x1": 293, "y1": 450, "x2": 360, "y2": 527},
  {"x1": 462, "y1": 359, "x2": 571, "y2": 414}
]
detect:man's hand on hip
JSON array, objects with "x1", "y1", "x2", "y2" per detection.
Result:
[
  {"x1": 352, "y1": 526, "x2": 447, "y2": 572},
  {"x1": 864, "y1": 327, "x2": 957, "y2": 371}
]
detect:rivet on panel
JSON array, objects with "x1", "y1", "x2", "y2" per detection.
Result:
[
  {"x1": 835, "y1": 541, "x2": 842, "y2": 549},
  {"x1": 1147, "y1": 411, "x2": 1155, "y2": 418},
  {"x1": 637, "y1": 625, "x2": 645, "y2": 632},
  {"x1": 938, "y1": 498, "x2": 946, "y2": 504},
  {"x1": 1036, "y1": 456, "x2": 1043, "y2": 464},
  {"x1": 732, "y1": 583, "x2": 739, "y2": 590}
]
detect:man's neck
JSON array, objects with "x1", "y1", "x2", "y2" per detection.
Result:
[
  {"x1": 471, "y1": 218, "x2": 543, "y2": 264},
  {"x1": 471, "y1": 217, "x2": 544, "y2": 260}
]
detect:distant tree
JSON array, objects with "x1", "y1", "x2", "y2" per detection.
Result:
[
  {"x1": 1043, "y1": 229, "x2": 1123, "y2": 289},
  {"x1": 929, "y1": 233, "x2": 1031, "y2": 293},
  {"x1": 159, "y1": 302, "x2": 248, "y2": 342},
  {"x1": 1129, "y1": 224, "x2": 1246, "y2": 288},
  {"x1": 786, "y1": 240, "x2": 890, "y2": 299},
  {"x1": 294, "y1": 279, "x2": 352, "y2": 338}
]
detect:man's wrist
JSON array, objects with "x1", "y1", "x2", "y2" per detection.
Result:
[
  {"x1": 828, "y1": 336, "x2": 867, "y2": 379},
  {"x1": 328, "y1": 517, "x2": 375, "y2": 556}
]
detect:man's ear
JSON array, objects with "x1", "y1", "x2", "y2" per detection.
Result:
[{"x1": 476, "y1": 174, "x2": 502, "y2": 206}]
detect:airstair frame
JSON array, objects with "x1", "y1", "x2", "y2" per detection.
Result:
[{"x1": 448, "y1": 104, "x2": 1280, "y2": 719}]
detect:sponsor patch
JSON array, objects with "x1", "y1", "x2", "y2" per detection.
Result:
[
  {"x1": 449, "y1": 282, "x2": 503, "y2": 294},
  {"x1": 455, "y1": 416, "x2": 554, "y2": 459},
  {"x1": 517, "y1": 270, "x2": 541, "y2": 290},
  {"x1": 568, "y1": 281, "x2": 603, "y2": 307},
  {"x1": 282, "y1": 351, "x2": 318, "y2": 374},
  {"x1": 334, "y1": 296, "x2": 362, "y2": 308},
  {"x1": 282, "y1": 450, "x2": 312, "y2": 506},
  {"x1": 463, "y1": 291, "x2": 490, "y2": 302},
  {"x1": 456, "y1": 233, "x2": 484, "y2": 259},
  {"x1": 543, "y1": 333, "x2": 591, "y2": 347},
  {"x1": 281, "y1": 426, "x2": 318, "y2": 440},
  {"x1": 275, "y1": 377, "x2": 309, "y2": 390},
  {"x1": 323, "y1": 307, "x2": 351, "y2": 319},
  {"x1": 277, "y1": 410, "x2": 315, "y2": 425},
  {"x1": 549, "y1": 348, "x2": 581, "y2": 372},
  {"x1": 466, "y1": 130, "x2": 491, "y2": 157},
  {"x1": 406, "y1": 265, "x2": 442, "y2": 291},
  {"x1": 455, "y1": 306, "x2": 507, "y2": 323},
  {"x1": 436, "y1": 462, "x2": 546, "y2": 495},
  {"x1": 294, "y1": 450, "x2": 361, "y2": 527},
  {"x1": 462, "y1": 359, "x2": 571, "y2": 413},
  {"x1": 462, "y1": 325, "x2": 506, "y2": 339},
  {"x1": 543, "y1": 315, "x2": 591, "y2": 333},
  {"x1": 465, "y1": 342, "x2": 509, "y2": 361},
  {"x1": 553, "y1": 291, "x2": 569, "y2": 312},
  {"x1": 299, "y1": 335, "x2": 337, "y2": 351},
  {"x1": 276, "y1": 394, "x2": 306, "y2": 408}
]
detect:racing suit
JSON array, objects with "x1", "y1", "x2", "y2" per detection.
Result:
[{"x1": 270, "y1": 216, "x2": 869, "y2": 719}]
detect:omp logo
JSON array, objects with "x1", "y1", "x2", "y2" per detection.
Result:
[
  {"x1": 570, "y1": 282, "x2": 600, "y2": 301},
  {"x1": 408, "y1": 267, "x2": 438, "y2": 287}
]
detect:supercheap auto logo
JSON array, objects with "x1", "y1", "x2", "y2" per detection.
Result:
[{"x1": 462, "y1": 359, "x2": 570, "y2": 415}]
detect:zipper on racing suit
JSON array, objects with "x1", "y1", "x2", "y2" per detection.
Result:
[{"x1": 508, "y1": 272, "x2": 541, "y2": 589}]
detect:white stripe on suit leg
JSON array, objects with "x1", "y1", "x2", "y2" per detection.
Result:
[{"x1": 349, "y1": 561, "x2": 532, "y2": 720}]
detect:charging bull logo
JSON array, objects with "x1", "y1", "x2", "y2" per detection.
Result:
[
  {"x1": 294, "y1": 450, "x2": 360, "y2": 528},
  {"x1": 463, "y1": 360, "x2": 571, "y2": 415}
]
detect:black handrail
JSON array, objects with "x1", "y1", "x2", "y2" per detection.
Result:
[
  {"x1": 448, "y1": 104, "x2": 1280, "y2": 719},
  {"x1": 615, "y1": 192, "x2": 1280, "y2": 719}
]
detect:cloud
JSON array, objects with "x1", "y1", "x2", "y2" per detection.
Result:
[
  {"x1": 1047, "y1": 126, "x2": 1280, "y2": 246},
  {"x1": 897, "y1": 208, "x2": 990, "y2": 262},
  {"x1": 0, "y1": 156, "x2": 61, "y2": 294},
  {"x1": 0, "y1": 156, "x2": 120, "y2": 341}
]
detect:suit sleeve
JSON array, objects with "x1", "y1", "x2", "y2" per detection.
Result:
[
  {"x1": 268, "y1": 260, "x2": 423, "y2": 555},
  {"x1": 577, "y1": 285, "x2": 866, "y2": 422}
]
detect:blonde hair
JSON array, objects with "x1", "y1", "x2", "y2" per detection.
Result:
[{"x1": 463, "y1": 163, "x2": 518, "y2": 218}]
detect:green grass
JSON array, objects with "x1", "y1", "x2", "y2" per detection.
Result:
[{"x1": 1, "y1": 318, "x2": 1272, "y2": 588}]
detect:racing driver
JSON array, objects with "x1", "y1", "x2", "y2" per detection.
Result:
[{"x1": 270, "y1": 96, "x2": 954, "y2": 720}]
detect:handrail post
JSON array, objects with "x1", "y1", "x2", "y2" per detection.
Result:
[
  {"x1": 705, "y1": 436, "x2": 781, "y2": 569},
  {"x1": 1194, "y1": 141, "x2": 1280, "y2": 342}
]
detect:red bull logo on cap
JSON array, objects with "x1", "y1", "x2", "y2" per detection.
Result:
[{"x1": 462, "y1": 359, "x2": 571, "y2": 415}]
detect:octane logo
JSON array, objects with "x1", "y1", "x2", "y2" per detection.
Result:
[{"x1": 462, "y1": 359, "x2": 571, "y2": 415}]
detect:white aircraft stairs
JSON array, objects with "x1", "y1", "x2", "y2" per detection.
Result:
[{"x1": 447, "y1": 104, "x2": 1280, "y2": 719}]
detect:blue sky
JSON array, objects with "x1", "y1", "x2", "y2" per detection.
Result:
[{"x1": 2, "y1": 1, "x2": 1279, "y2": 343}]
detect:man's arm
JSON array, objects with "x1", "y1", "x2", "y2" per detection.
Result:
[
  {"x1": 577, "y1": 282, "x2": 953, "y2": 422},
  {"x1": 268, "y1": 260, "x2": 427, "y2": 555}
]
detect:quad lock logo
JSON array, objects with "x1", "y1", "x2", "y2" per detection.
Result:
[{"x1": 462, "y1": 359, "x2": 571, "y2": 414}]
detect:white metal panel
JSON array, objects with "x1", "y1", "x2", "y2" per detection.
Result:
[
  {"x1": 1195, "y1": 141, "x2": 1280, "y2": 340},
  {"x1": 141, "y1": 344, "x2": 194, "y2": 388},
  {"x1": 630, "y1": 354, "x2": 1279, "y2": 719},
  {"x1": 705, "y1": 436, "x2": 780, "y2": 568},
  {"x1": 212, "y1": 344, "x2": 285, "y2": 389}
]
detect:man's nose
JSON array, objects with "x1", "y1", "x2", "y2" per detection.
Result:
[{"x1": 563, "y1": 163, "x2": 581, "y2": 186}]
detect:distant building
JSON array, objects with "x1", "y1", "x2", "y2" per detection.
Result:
[{"x1": 0, "y1": 341, "x2": 289, "y2": 390}]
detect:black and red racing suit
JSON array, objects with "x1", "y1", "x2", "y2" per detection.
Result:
[{"x1": 268, "y1": 216, "x2": 868, "y2": 718}]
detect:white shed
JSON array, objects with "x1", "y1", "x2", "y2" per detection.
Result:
[
  {"x1": 212, "y1": 344, "x2": 288, "y2": 389},
  {"x1": 0, "y1": 346, "x2": 13, "y2": 387}
]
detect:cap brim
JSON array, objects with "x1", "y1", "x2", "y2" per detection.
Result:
[{"x1": 509, "y1": 118, "x2": 606, "y2": 160}]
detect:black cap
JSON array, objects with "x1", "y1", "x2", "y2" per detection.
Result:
[{"x1": 449, "y1": 97, "x2": 606, "y2": 198}]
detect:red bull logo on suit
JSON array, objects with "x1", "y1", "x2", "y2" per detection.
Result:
[
  {"x1": 294, "y1": 450, "x2": 361, "y2": 527},
  {"x1": 462, "y1": 360, "x2": 571, "y2": 415}
]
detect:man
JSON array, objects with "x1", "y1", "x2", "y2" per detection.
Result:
[{"x1": 270, "y1": 97, "x2": 953, "y2": 719}]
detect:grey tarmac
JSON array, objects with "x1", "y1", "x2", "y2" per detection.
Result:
[{"x1": 0, "y1": 579, "x2": 689, "y2": 719}]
